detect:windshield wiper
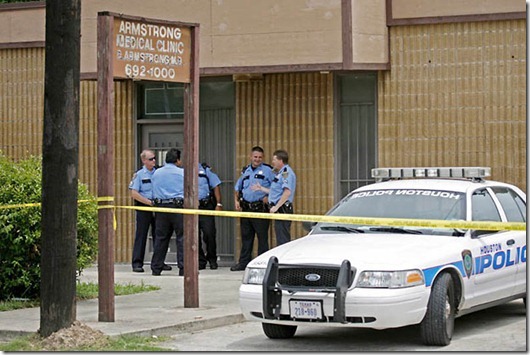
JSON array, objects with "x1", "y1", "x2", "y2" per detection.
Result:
[
  {"x1": 369, "y1": 226, "x2": 423, "y2": 234},
  {"x1": 320, "y1": 226, "x2": 364, "y2": 233}
]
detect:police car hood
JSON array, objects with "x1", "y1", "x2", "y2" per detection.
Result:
[{"x1": 248, "y1": 232, "x2": 466, "y2": 270}]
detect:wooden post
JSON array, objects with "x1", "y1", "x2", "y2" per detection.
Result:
[
  {"x1": 183, "y1": 25, "x2": 200, "y2": 308},
  {"x1": 96, "y1": 12, "x2": 115, "y2": 322}
]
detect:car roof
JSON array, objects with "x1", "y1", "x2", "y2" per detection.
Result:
[{"x1": 355, "y1": 178, "x2": 511, "y2": 194}]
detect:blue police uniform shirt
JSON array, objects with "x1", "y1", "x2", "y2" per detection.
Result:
[
  {"x1": 234, "y1": 163, "x2": 275, "y2": 202},
  {"x1": 152, "y1": 163, "x2": 184, "y2": 200},
  {"x1": 128, "y1": 166, "x2": 156, "y2": 200},
  {"x1": 198, "y1": 163, "x2": 222, "y2": 200},
  {"x1": 269, "y1": 164, "x2": 296, "y2": 204}
]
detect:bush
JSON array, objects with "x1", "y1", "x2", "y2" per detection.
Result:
[{"x1": 0, "y1": 154, "x2": 98, "y2": 300}]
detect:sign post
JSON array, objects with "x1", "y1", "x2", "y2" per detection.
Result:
[{"x1": 97, "y1": 12, "x2": 201, "y2": 321}]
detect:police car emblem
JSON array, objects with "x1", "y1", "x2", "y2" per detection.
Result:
[
  {"x1": 461, "y1": 249, "x2": 473, "y2": 279},
  {"x1": 305, "y1": 273, "x2": 321, "y2": 282}
]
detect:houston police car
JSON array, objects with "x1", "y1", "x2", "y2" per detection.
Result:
[{"x1": 239, "y1": 167, "x2": 526, "y2": 346}]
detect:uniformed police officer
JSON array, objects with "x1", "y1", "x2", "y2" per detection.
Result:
[
  {"x1": 255, "y1": 149, "x2": 296, "y2": 246},
  {"x1": 231, "y1": 146, "x2": 275, "y2": 271},
  {"x1": 197, "y1": 163, "x2": 223, "y2": 270},
  {"x1": 129, "y1": 149, "x2": 170, "y2": 273},
  {"x1": 151, "y1": 148, "x2": 185, "y2": 276}
]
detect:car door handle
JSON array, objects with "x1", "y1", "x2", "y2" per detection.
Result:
[{"x1": 506, "y1": 239, "x2": 515, "y2": 246}]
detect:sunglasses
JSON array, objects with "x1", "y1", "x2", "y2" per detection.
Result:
[{"x1": 147, "y1": 157, "x2": 156, "y2": 161}]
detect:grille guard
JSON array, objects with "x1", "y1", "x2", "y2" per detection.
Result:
[{"x1": 262, "y1": 256, "x2": 354, "y2": 324}]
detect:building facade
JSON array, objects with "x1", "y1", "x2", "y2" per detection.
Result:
[{"x1": 0, "y1": 0, "x2": 525, "y2": 263}]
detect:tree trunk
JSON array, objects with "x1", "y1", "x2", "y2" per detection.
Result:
[{"x1": 40, "y1": 0, "x2": 81, "y2": 338}]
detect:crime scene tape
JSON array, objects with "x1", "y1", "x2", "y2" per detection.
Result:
[
  {"x1": 0, "y1": 196, "x2": 114, "y2": 210},
  {"x1": 118, "y1": 205, "x2": 526, "y2": 232},
  {"x1": 0, "y1": 196, "x2": 525, "y2": 232}
]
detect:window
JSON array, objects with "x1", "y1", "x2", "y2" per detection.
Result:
[
  {"x1": 491, "y1": 187, "x2": 526, "y2": 222},
  {"x1": 137, "y1": 82, "x2": 184, "y2": 119},
  {"x1": 471, "y1": 189, "x2": 501, "y2": 222}
]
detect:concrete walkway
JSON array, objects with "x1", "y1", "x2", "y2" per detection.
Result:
[{"x1": 0, "y1": 264, "x2": 246, "y2": 340}]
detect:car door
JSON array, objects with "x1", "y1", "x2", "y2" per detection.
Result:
[
  {"x1": 467, "y1": 187, "x2": 518, "y2": 307},
  {"x1": 489, "y1": 186, "x2": 527, "y2": 296}
]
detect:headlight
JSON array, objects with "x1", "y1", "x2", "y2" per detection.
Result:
[
  {"x1": 356, "y1": 269, "x2": 424, "y2": 288},
  {"x1": 242, "y1": 268, "x2": 266, "y2": 285}
]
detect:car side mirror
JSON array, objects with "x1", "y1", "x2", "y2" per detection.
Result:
[
  {"x1": 302, "y1": 221, "x2": 317, "y2": 232},
  {"x1": 471, "y1": 229, "x2": 497, "y2": 238}
]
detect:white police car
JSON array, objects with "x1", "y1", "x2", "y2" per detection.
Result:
[{"x1": 239, "y1": 167, "x2": 526, "y2": 346}]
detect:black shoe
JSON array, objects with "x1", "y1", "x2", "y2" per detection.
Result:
[
  {"x1": 199, "y1": 264, "x2": 207, "y2": 270},
  {"x1": 230, "y1": 264, "x2": 246, "y2": 271},
  {"x1": 210, "y1": 261, "x2": 218, "y2": 270},
  {"x1": 163, "y1": 264, "x2": 172, "y2": 271},
  {"x1": 178, "y1": 268, "x2": 184, "y2": 276},
  {"x1": 133, "y1": 267, "x2": 144, "y2": 273},
  {"x1": 152, "y1": 270, "x2": 161, "y2": 276}
]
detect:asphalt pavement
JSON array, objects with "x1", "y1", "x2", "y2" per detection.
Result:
[{"x1": 0, "y1": 263, "x2": 246, "y2": 341}]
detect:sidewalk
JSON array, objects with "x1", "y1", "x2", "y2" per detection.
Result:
[{"x1": 0, "y1": 264, "x2": 246, "y2": 341}]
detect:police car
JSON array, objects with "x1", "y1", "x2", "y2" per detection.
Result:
[{"x1": 238, "y1": 167, "x2": 526, "y2": 346}]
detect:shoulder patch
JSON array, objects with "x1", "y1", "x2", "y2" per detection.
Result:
[
  {"x1": 241, "y1": 164, "x2": 249, "y2": 174},
  {"x1": 282, "y1": 171, "x2": 289, "y2": 178},
  {"x1": 128, "y1": 173, "x2": 137, "y2": 188}
]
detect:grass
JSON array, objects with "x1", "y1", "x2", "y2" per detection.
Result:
[
  {"x1": 0, "y1": 333, "x2": 172, "y2": 351},
  {"x1": 1, "y1": 281, "x2": 160, "y2": 311},
  {"x1": 76, "y1": 280, "x2": 160, "y2": 299}
]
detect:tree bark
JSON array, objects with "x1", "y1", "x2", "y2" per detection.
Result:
[{"x1": 40, "y1": 0, "x2": 81, "y2": 338}]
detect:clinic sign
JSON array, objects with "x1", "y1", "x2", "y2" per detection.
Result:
[
  {"x1": 113, "y1": 17, "x2": 191, "y2": 83},
  {"x1": 98, "y1": 12, "x2": 201, "y2": 320}
]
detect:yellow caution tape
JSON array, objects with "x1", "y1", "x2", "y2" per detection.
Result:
[
  {"x1": 119, "y1": 205, "x2": 526, "y2": 232},
  {"x1": 0, "y1": 196, "x2": 525, "y2": 232},
  {"x1": 0, "y1": 202, "x2": 41, "y2": 210},
  {"x1": 0, "y1": 196, "x2": 114, "y2": 210}
]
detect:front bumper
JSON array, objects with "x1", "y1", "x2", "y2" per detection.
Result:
[
  {"x1": 240, "y1": 257, "x2": 430, "y2": 329},
  {"x1": 240, "y1": 284, "x2": 429, "y2": 329}
]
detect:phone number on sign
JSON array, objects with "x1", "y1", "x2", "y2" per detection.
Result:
[{"x1": 124, "y1": 64, "x2": 176, "y2": 80}]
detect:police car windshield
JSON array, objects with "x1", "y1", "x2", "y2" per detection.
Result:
[{"x1": 316, "y1": 189, "x2": 465, "y2": 235}]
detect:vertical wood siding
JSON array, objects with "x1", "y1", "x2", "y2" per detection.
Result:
[
  {"x1": 235, "y1": 72, "x2": 335, "y2": 252},
  {"x1": 80, "y1": 80, "x2": 135, "y2": 263},
  {"x1": 0, "y1": 47, "x2": 135, "y2": 263},
  {"x1": 379, "y1": 20, "x2": 526, "y2": 191},
  {"x1": 0, "y1": 48, "x2": 44, "y2": 159}
]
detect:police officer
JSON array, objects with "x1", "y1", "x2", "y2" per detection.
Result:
[
  {"x1": 151, "y1": 148, "x2": 185, "y2": 276},
  {"x1": 256, "y1": 149, "x2": 296, "y2": 246},
  {"x1": 197, "y1": 163, "x2": 223, "y2": 270},
  {"x1": 231, "y1": 146, "x2": 275, "y2": 271},
  {"x1": 129, "y1": 149, "x2": 172, "y2": 273}
]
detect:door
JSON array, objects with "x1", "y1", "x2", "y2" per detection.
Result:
[
  {"x1": 142, "y1": 123, "x2": 184, "y2": 264},
  {"x1": 468, "y1": 187, "x2": 519, "y2": 307}
]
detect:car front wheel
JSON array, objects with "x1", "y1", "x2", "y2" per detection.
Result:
[
  {"x1": 262, "y1": 322, "x2": 297, "y2": 339},
  {"x1": 420, "y1": 272, "x2": 456, "y2": 346}
]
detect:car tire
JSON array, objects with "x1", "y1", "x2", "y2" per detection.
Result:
[
  {"x1": 420, "y1": 272, "x2": 455, "y2": 346},
  {"x1": 262, "y1": 322, "x2": 297, "y2": 339}
]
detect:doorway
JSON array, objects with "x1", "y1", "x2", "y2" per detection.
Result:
[{"x1": 135, "y1": 79, "x2": 235, "y2": 265}]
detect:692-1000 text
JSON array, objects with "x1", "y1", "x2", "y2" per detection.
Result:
[{"x1": 124, "y1": 64, "x2": 176, "y2": 80}]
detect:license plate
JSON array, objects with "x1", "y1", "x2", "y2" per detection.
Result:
[{"x1": 289, "y1": 300, "x2": 323, "y2": 320}]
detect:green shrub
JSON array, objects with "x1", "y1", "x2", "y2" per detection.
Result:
[{"x1": 0, "y1": 154, "x2": 98, "y2": 300}]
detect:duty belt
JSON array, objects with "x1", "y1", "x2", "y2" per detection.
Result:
[
  {"x1": 199, "y1": 196, "x2": 215, "y2": 210},
  {"x1": 240, "y1": 199, "x2": 268, "y2": 212},
  {"x1": 269, "y1": 201, "x2": 293, "y2": 214},
  {"x1": 154, "y1": 198, "x2": 184, "y2": 208}
]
